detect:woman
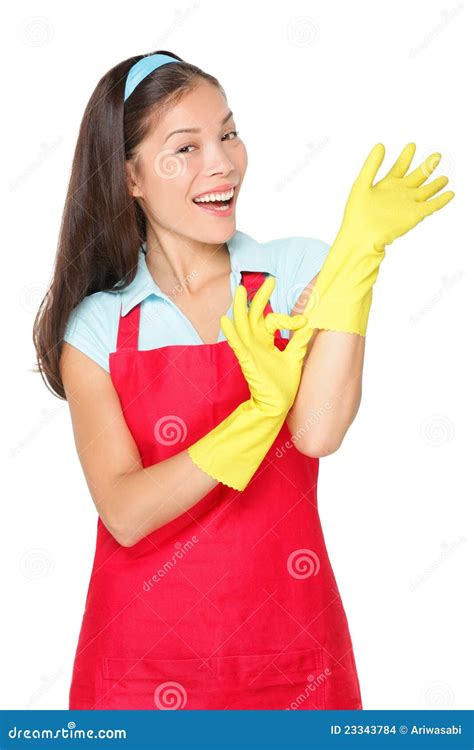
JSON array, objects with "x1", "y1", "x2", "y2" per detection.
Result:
[{"x1": 33, "y1": 51, "x2": 453, "y2": 710}]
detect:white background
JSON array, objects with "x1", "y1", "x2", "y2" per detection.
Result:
[{"x1": 2, "y1": 0, "x2": 472, "y2": 710}]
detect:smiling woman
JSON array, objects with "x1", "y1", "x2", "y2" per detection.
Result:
[
  {"x1": 124, "y1": 83, "x2": 246, "y2": 249},
  {"x1": 32, "y1": 50, "x2": 363, "y2": 711}
]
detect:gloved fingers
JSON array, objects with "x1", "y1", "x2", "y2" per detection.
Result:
[
  {"x1": 248, "y1": 275, "x2": 275, "y2": 330},
  {"x1": 232, "y1": 284, "x2": 251, "y2": 343},
  {"x1": 220, "y1": 314, "x2": 249, "y2": 363},
  {"x1": 284, "y1": 320, "x2": 316, "y2": 357},
  {"x1": 420, "y1": 189, "x2": 455, "y2": 217},
  {"x1": 405, "y1": 152, "x2": 441, "y2": 188},
  {"x1": 263, "y1": 312, "x2": 307, "y2": 336},
  {"x1": 414, "y1": 175, "x2": 449, "y2": 202},
  {"x1": 356, "y1": 143, "x2": 386, "y2": 188},
  {"x1": 384, "y1": 142, "x2": 417, "y2": 179}
]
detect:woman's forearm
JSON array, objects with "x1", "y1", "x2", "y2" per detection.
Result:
[
  {"x1": 109, "y1": 450, "x2": 218, "y2": 547},
  {"x1": 286, "y1": 329, "x2": 365, "y2": 456}
]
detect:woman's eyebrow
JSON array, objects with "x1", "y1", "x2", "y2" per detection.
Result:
[{"x1": 164, "y1": 110, "x2": 233, "y2": 143}]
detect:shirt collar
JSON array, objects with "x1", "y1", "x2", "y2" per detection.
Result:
[{"x1": 118, "y1": 230, "x2": 273, "y2": 316}]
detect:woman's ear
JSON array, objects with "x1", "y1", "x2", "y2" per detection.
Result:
[{"x1": 125, "y1": 159, "x2": 143, "y2": 199}]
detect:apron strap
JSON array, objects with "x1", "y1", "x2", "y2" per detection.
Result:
[
  {"x1": 116, "y1": 301, "x2": 140, "y2": 352},
  {"x1": 240, "y1": 271, "x2": 273, "y2": 314}
]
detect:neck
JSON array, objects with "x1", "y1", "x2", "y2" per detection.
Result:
[{"x1": 144, "y1": 228, "x2": 231, "y2": 294}]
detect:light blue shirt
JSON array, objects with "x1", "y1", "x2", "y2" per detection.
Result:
[{"x1": 63, "y1": 229, "x2": 330, "y2": 373}]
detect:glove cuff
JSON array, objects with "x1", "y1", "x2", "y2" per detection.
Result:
[
  {"x1": 307, "y1": 288, "x2": 373, "y2": 336},
  {"x1": 188, "y1": 399, "x2": 285, "y2": 491}
]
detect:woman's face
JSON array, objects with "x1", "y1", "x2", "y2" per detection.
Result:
[{"x1": 126, "y1": 80, "x2": 247, "y2": 245}]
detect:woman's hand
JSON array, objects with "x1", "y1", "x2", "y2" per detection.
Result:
[
  {"x1": 187, "y1": 276, "x2": 313, "y2": 491},
  {"x1": 221, "y1": 276, "x2": 311, "y2": 416},
  {"x1": 300, "y1": 142, "x2": 455, "y2": 337},
  {"x1": 339, "y1": 142, "x2": 454, "y2": 251}
]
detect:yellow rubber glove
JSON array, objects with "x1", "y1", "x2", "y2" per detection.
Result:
[
  {"x1": 187, "y1": 276, "x2": 310, "y2": 491},
  {"x1": 302, "y1": 143, "x2": 455, "y2": 336}
]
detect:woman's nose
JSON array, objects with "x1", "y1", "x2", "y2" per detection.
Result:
[{"x1": 202, "y1": 144, "x2": 235, "y2": 173}]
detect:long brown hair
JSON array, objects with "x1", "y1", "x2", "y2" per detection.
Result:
[{"x1": 33, "y1": 50, "x2": 223, "y2": 399}]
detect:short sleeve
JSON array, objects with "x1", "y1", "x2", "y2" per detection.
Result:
[
  {"x1": 284, "y1": 237, "x2": 331, "y2": 314},
  {"x1": 63, "y1": 293, "x2": 115, "y2": 372}
]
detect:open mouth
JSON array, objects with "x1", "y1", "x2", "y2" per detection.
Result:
[{"x1": 192, "y1": 191, "x2": 236, "y2": 217}]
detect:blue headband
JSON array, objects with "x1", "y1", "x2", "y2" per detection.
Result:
[{"x1": 124, "y1": 53, "x2": 180, "y2": 101}]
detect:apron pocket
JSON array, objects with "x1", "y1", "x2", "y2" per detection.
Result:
[
  {"x1": 216, "y1": 647, "x2": 327, "y2": 710},
  {"x1": 101, "y1": 647, "x2": 326, "y2": 709}
]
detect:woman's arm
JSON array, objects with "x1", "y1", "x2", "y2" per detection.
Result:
[
  {"x1": 60, "y1": 286, "x2": 308, "y2": 548},
  {"x1": 286, "y1": 272, "x2": 365, "y2": 457},
  {"x1": 60, "y1": 342, "x2": 219, "y2": 548},
  {"x1": 286, "y1": 144, "x2": 454, "y2": 457}
]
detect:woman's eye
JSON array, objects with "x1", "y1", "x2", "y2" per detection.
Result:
[
  {"x1": 176, "y1": 130, "x2": 240, "y2": 155},
  {"x1": 223, "y1": 129, "x2": 239, "y2": 141},
  {"x1": 176, "y1": 144, "x2": 195, "y2": 154}
]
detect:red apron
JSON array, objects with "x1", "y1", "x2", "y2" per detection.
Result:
[{"x1": 68, "y1": 270, "x2": 362, "y2": 710}]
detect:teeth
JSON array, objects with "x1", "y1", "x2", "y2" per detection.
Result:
[{"x1": 194, "y1": 188, "x2": 234, "y2": 203}]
